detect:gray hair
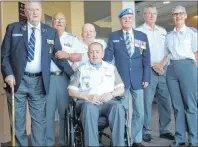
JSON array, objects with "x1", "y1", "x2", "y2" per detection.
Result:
[
  {"x1": 25, "y1": 1, "x2": 42, "y2": 9},
  {"x1": 143, "y1": 5, "x2": 158, "y2": 17},
  {"x1": 172, "y1": 5, "x2": 186, "y2": 14}
]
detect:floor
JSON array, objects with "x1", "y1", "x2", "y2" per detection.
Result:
[{"x1": 1, "y1": 103, "x2": 176, "y2": 146}]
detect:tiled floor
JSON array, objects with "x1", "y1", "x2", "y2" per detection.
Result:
[{"x1": 1, "y1": 103, "x2": 176, "y2": 146}]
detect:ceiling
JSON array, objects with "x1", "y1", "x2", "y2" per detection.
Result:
[
  {"x1": 135, "y1": 1, "x2": 198, "y2": 31},
  {"x1": 84, "y1": 1, "x2": 197, "y2": 38}
]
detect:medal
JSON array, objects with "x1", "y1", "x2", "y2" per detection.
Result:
[{"x1": 86, "y1": 82, "x2": 90, "y2": 88}]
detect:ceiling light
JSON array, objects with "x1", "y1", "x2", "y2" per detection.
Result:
[{"x1": 163, "y1": 1, "x2": 170, "y2": 4}]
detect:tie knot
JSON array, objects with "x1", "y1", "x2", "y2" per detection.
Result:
[
  {"x1": 126, "y1": 32, "x2": 129, "y2": 35},
  {"x1": 31, "y1": 27, "x2": 36, "y2": 31}
]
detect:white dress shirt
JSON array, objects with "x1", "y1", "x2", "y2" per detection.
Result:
[
  {"x1": 136, "y1": 23, "x2": 167, "y2": 63},
  {"x1": 165, "y1": 25, "x2": 197, "y2": 61},
  {"x1": 25, "y1": 22, "x2": 42, "y2": 73}
]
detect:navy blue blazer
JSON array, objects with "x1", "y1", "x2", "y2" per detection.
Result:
[
  {"x1": 103, "y1": 29, "x2": 151, "y2": 90},
  {"x1": 1, "y1": 22, "x2": 73, "y2": 94}
]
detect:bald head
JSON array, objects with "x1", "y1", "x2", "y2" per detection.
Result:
[
  {"x1": 81, "y1": 23, "x2": 96, "y2": 44},
  {"x1": 52, "y1": 12, "x2": 66, "y2": 36}
]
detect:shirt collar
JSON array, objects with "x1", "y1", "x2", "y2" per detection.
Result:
[
  {"x1": 143, "y1": 22, "x2": 159, "y2": 31},
  {"x1": 123, "y1": 28, "x2": 133, "y2": 36},
  {"x1": 173, "y1": 24, "x2": 186, "y2": 33},
  {"x1": 28, "y1": 22, "x2": 41, "y2": 31},
  {"x1": 60, "y1": 31, "x2": 67, "y2": 39},
  {"x1": 85, "y1": 60, "x2": 107, "y2": 70}
]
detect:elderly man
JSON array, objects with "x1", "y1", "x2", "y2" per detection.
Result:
[
  {"x1": 1, "y1": 2, "x2": 73, "y2": 146},
  {"x1": 45, "y1": 12, "x2": 85, "y2": 146},
  {"x1": 165, "y1": 5, "x2": 197, "y2": 147},
  {"x1": 136, "y1": 6, "x2": 174, "y2": 142},
  {"x1": 104, "y1": 8, "x2": 151, "y2": 147},
  {"x1": 81, "y1": 23, "x2": 107, "y2": 61},
  {"x1": 68, "y1": 42, "x2": 126, "y2": 146}
]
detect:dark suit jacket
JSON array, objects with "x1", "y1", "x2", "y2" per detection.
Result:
[
  {"x1": 103, "y1": 29, "x2": 151, "y2": 90},
  {"x1": 1, "y1": 22, "x2": 73, "y2": 94}
]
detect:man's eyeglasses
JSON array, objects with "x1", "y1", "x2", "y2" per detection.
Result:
[
  {"x1": 172, "y1": 12, "x2": 186, "y2": 17},
  {"x1": 53, "y1": 18, "x2": 66, "y2": 23},
  {"x1": 145, "y1": 12, "x2": 157, "y2": 16}
]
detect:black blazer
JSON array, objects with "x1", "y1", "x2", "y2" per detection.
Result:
[{"x1": 1, "y1": 22, "x2": 73, "y2": 94}]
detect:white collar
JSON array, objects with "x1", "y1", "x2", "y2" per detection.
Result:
[
  {"x1": 173, "y1": 24, "x2": 186, "y2": 33},
  {"x1": 28, "y1": 22, "x2": 41, "y2": 31},
  {"x1": 122, "y1": 28, "x2": 133, "y2": 36}
]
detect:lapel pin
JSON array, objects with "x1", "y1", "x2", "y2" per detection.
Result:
[{"x1": 22, "y1": 25, "x2": 27, "y2": 31}]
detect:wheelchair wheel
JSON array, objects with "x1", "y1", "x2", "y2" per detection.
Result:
[{"x1": 65, "y1": 109, "x2": 75, "y2": 146}]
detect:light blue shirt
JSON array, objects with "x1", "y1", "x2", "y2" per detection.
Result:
[
  {"x1": 136, "y1": 23, "x2": 167, "y2": 63},
  {"x1": 123, "y1": 28, "x2": 134, "y2": 56},
  {"x1": 165, "y1": 25, "x2": 197, "y2": 61}
]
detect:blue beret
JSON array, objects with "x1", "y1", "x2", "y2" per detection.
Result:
[{"x1": 118, "y1": 8, "x2": 133, "y2": 18}]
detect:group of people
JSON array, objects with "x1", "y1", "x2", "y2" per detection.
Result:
[{"x1": 1, "y1": 1, "x2": 197, "y2": 147}]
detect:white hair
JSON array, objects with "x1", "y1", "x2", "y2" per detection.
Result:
[
  {"x1": 143, "y1": 5, "x2": 157, "y2": 17},
  {"x1": 172, "y1": 5, "x2": 186, "y2": 14},
  {"x1": 25, "y1": 1, "x2": 42, "y2": 9}
]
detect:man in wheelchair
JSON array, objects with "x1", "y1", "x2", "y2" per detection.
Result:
[{"x1": 68, "y1": 42, "x2": 126, "y2": 146}]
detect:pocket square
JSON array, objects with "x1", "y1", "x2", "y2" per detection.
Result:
[
  {"x1": 12, "y1": 34, "x2": 23, "y2": 37},
  {"x1": 112, "y1": 40, "x2": 120, "y2": 43}
]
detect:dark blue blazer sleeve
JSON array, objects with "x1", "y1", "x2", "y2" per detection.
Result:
[
  {"x1": 103, "y1": 34, "x2": 114, "y2": 62},
  {"x1": 142, "y1": 34, "x2": 151, "y2": 83},
  {"x1": 52, "y1": 30, "x2": 74, "y2": 77},
  {"x1": 1, "y1": 24, "x2": 14, "y2": 79}
]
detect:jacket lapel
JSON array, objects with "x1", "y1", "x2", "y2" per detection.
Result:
[
  {"x1": 21, "y1": 23, "x2": 28, "y2": 50},
  {"x1": 119, "y1": 30, "x2": 131, "y2": 58}
]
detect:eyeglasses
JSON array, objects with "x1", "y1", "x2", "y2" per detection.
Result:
[
  {"x1": 172, "y1": 12, "x2": 186, "y2": 17},
  {"x1": 145, "y1": 12, "x2": 157, "y2": 16},
  {"x1": 53, "y1": 18, "x2": 66, "y2": 23}
]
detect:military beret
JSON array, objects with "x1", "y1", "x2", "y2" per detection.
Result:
[{"x1": 118, "y1": 8, "x2": 133, "y2": 18}]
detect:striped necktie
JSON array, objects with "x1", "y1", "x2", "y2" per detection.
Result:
[
  {"x1": 125, "y1": 32, "x2": 132, "y2": 56},
  {"x1": 28, "y1": 27, "x2": 36, "y2": 62}
]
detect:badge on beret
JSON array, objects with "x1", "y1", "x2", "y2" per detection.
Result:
[{"x1": 129, "y1": 9, "x2": 132, "y2": 13}]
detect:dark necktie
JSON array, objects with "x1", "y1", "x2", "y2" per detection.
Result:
[
  {"x1": 27, "y1": 27, "x2": 36, "y2": 62},
  {"x1": 125, "y1": 32, "x2": 132, "y2": 56}
]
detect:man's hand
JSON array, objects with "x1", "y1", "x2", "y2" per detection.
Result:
[
  {"x1": 72, "y1": 63, "x2": 77, "y2": 70},
  {"x1": 142, "y1": 82, "x2": 149, "y2": 88},
  {"x1": 99, "y1": 93, "x2": 113, "y2": 103},
  {"x1": 55, "y1": 51, "x2": 70, "y2": 59},
  {"x1": 152, "y1": 62, "x2": 164, "y2": 75},
  {"x1": 5, "y1": 75, "x2": 15, "y2": 88},
  {"x1": 85, "y1": 95, "x2": 103, "y2": 105}
]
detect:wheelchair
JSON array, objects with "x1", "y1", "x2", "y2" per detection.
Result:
[{"x1": 65, "y1": 98, "x2": 131, "y2": 147}]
